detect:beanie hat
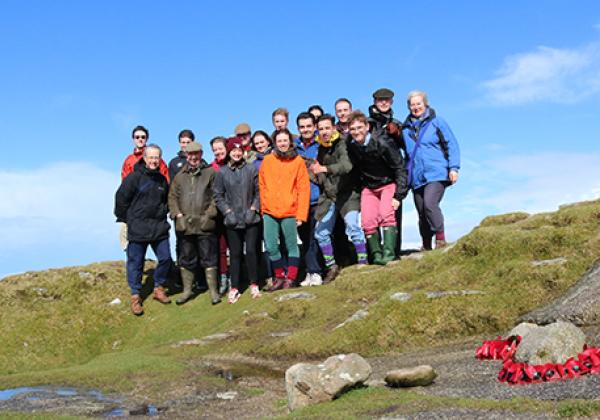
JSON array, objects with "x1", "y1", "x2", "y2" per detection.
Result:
[{"x1": 226, "y1": 137, "x2": 244, "y2": 154}]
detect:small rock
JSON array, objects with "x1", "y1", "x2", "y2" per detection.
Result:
[
  {"x1": 275, "y1": 292, "x2": 315, "y2": 302},
  {"x1": 243, "y1": 310, "x2": 250, "y2": 316},
  {"x1": 365, "y1": 379, "x2": 386, "y2": 387},
  {"x1": 270, "y1": 331, "x2": 292, "y2": 337},
  {"x1": 216, "y1": 391, "x2": 238, "y2": 400},
  {"x1": 285, "y1": 353, "x2": 371, "y2": 411},
  {"x1": 514, "y1": 321, "x2": 586, "y2": 365},
  {"x1": 531, "y1": 257, "x2": 567, "y2": 267},
  {"x1": 112, "y1": 340, "x2": 121, "y2": 350},
  {"x1": 78, "y1": 271, "x2": 93, "y2": 280},
  {"x1": 109, "y1": 298, "x2": 121, "y2": 306},
  {"x1": 385, "y1": 365, "x2": 437, "y2": 387},
  {"x1": 390, "y1": 292, "x2": 411, "y2": 302},
  {"x1": 201, "y1": 332, "x2": 233, "y2": 342},
  {"x1": 426, "y1": 290, "x2": 485, "y2": 299},
  {"x1": 334, "y1": 309, "x2": 369, "y2": 330},
  {"x1": 171, "y1": 338, "x2": 203, "y2": 348}
]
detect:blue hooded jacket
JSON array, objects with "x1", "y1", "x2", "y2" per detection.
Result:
[
  {"x1": 402, "y1": 108, "x2": 460, "y2": 190},
  {"x1": 295, "y1": 137, "x2": 320, "y2": 205}
]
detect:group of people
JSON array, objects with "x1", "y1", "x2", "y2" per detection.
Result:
[{"x1": 114, "y1": 88, "x2": 460, "y2": 316}]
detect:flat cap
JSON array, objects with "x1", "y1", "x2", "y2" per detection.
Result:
[
  {"x1": 234, "y1": 123, "x2": 251, "y2": 135},
  {"x1": 372, "y1": 88, "x2": 395, "y2": 99},
  {"x1": 186, "y1": 142, "x2": 202, "y2": 153}
]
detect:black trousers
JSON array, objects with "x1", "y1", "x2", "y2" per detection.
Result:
[
  {"x1": 413, "y1": 181, "x2": 447, "y2": 245},
  {"x1": 179, "y1": 234, "x2": 218, "y2": 271},
  {"x1": 226, "y1": 224, "x2": 260, "y2": 289}
]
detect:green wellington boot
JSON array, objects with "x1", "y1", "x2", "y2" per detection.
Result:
[
  {"x1": 205, "y1": 267, "x2": 222, "y2": 305},
  {"x1": 366, "y1": 232, "x2": 386, "y2": 265},
  {"x1": 176, "y1": 267, "x2": 194, "y2": 305},
  {"x1": 382, "y1": 226, "x2": 398, "y2": 264}
]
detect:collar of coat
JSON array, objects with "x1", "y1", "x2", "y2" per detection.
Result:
[{"x1": 315, "y1": 130, "x2": 341, "y2": 148}]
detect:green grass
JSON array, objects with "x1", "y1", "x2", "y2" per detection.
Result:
[{"x1": 1, "y1": 199, "x2": 600, "y2": 416}]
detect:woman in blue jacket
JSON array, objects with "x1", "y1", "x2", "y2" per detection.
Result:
[{"x1": 402, "y1": 90, "x2": 460, "y2": 250}]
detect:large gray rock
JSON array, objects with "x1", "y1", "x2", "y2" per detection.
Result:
[
  {"x1": 385, "y1": 365, "x2": 437, "y2": 387},
  {"x1": 285, "y1": 353, "x2": 371, "y2": 411},
  {"x1": 520, "y1": 260, "x2": 600, "y2": 326},
  {"x1": 508, "y1": 322, "x2": 541, "y2": 339},
  {"x1": 514, "y1": 321, "x2": 586, "y2": 365}
]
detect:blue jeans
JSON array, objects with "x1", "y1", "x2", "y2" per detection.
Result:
[
  {"x1": 126, "y1": 238, "x2": 171, "y2": 295},
  {"x1": 315, "y1": 203, "x2": 365, "y2": 247},
  {"x1": 298, "y1": 205, "x2": 323, "y2": 274}
]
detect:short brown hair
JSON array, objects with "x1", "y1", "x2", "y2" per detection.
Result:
[
  {"x1": 348, "y1": 111, "x2": 368, "y2": 126},
  {"x1": 272, "y1": 107, "x2": 289, "y2": 121}
]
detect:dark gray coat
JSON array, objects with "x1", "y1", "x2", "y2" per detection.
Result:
[{"x1": 213, "y1": 160, "x2": 261, "y2": 229}]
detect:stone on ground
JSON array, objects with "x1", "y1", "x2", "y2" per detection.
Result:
[
  {"x1": 385, "y1": 365, "x2": 437, "y2": 387},
  {"x1": 514, "y1": 321, "x2": 586, "y2": 365},
  {"x1": 285, "y1": 353, "x2": 371, "y2": 411}
]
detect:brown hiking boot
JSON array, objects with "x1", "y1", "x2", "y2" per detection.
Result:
[
  {"x1": 268, "y1": 277, "x2": 286, "y2": 292},
  {"x1": 153, "y1": 286, "x2": 171, "y2": 304},
  {"x1": 435, "y1": 239, "x2": 447, "y2": 250},
  {"x1": 323, "y1": 265, "x2": 340, "y2": 284},
  {"x1": 130, "y1": 295, "x2": 144, "y2": 316}
]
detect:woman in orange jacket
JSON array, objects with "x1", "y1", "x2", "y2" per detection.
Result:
[{"x1": 259, "y1": 128, "x2": 310, "y2": 290}]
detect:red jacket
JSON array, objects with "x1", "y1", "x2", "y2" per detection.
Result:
[{"x1": 121, "y1": 147, "x2": 170, "y2": 182}]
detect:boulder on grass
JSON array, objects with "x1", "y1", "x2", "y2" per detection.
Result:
[{"x1": 285, "y1": 353, "x2": 371, "y2": 411}]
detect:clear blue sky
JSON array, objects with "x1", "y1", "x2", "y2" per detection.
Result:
[{"x1": 1, "y1": 1, "x2": 599, "y2": 277}]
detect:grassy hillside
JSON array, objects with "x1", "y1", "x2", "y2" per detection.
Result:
[{"x1": 1, "y1": 199, "x2": 599, "y2": 399}]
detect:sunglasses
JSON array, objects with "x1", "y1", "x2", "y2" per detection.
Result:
[
  {"x1": 134, "y1": 135, "x2": 147, "y2": 139},
  {"x1": 237, "y1": 132, "x2": 251, "y2": 137}
]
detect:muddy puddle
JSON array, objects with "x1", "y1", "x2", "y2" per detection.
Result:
[{"x1": 0, "y1": 386, "x2": 162, "y2": 417}]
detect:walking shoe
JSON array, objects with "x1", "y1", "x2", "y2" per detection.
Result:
[
  {"x1": 264, "y1": 277, "x2": 273, "y2": 291},
  {"x1": 153, "y1": 287, "x2": 171, "y2": 304},
  {"x1": 227, "y1": 288, "x2": 240, "y2": 304},
  {"x1": 323, "y1": 265, "x2": 341, "y2": 284},
  {"x1": 310, "y1": 273, "x2": 323, "y2": 286},
  {"x1": 435, "y1": 239, "x2": 447, "y2": 250},
  {"x1": 268, "y1": 277, "x2": 286, "y2": 292},
  {"x1": 130, "y1": 295, "x2": 144, "y2": 316},
  {"x1": 250, "y1": 283, "x2": 261, "y2": 299},
  {"x1": 282, "y1": 279, "x2": 294, "y2": 289},
  {"x1": 300, "y1": 273, "x2": 312, "y2": 287}
]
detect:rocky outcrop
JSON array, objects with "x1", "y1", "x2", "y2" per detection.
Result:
[
  {"x1": 285, "y1": 353, "x2": 371, "y2": 411},
  {"x1": 385, "y1": 365, "x2": 437, "y2": 387},
  {"x1": 513, "y1": 321, "x2": 586, "y2": 365},
  {"x1": 520, "y1": 260, "x2": 600, "y2": 326}
]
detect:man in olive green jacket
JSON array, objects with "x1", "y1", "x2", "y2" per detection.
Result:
[{"x1": 168, "y1": 142, "x2": 221, "y2": 305}]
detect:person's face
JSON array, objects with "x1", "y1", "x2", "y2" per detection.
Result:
[
  {"x1": 143, "y1": 148, "x2": 161, "y2": 170},
  {"x1": 297, "y1": 117, "x2": 316, "y2": 141},
  {"x1": 212, "y1": 142, "x2": 227, "y2": 161},
  {"x1": 238, "y1": 131, "x2": 251, "y2": 147},
  {"x1": 229, "y1": 147, "x2": 243, "y2": 162},
  {"x1": 273, "y1": 114, "x2": 288, "y2": 130},
  {"x1": 275, "y1": 133, "x2": 291, "y2": 152},
  {"x1": 335, "y1": 101, "x2": 352, "y2": 123},
  {"x1": 349, "y1": 120, "x2": 370, "y2": 144},
  {"x1": 375, "y1": 98, "x2": 393, "y2": 113},
  {"x1": 132, "y1": 130, "x2": 148, "y2": 149},
  {"x1": 317, "y1": 119, "x2": 335, "y2": 142},
  {"x1": 187, "y1": 151, "x2": 202, "y2": 168},
  {"x1": 309, "y1": 109, "x2": 323, "y2": 120},
  {"x1": 409, "y1": 95, "x2": 427, "y2": 118},
  {"x1": 253, "y1": 134, "x2": 270, "y2": 154},
  {"x1": 179, "y1": 136, "x2": 193, "y2": 152}
]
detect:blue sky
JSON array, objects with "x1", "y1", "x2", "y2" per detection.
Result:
[{"x1": 1, "y1": 1, "x2": 600, "y2": 277}]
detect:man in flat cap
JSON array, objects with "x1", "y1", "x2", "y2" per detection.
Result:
[
  {"x1": 169, "y1": 141, "x2": 221, "y2": 306},
  {"x1": 368, "y1": 88, "x2": 407, "y2": 261}
]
